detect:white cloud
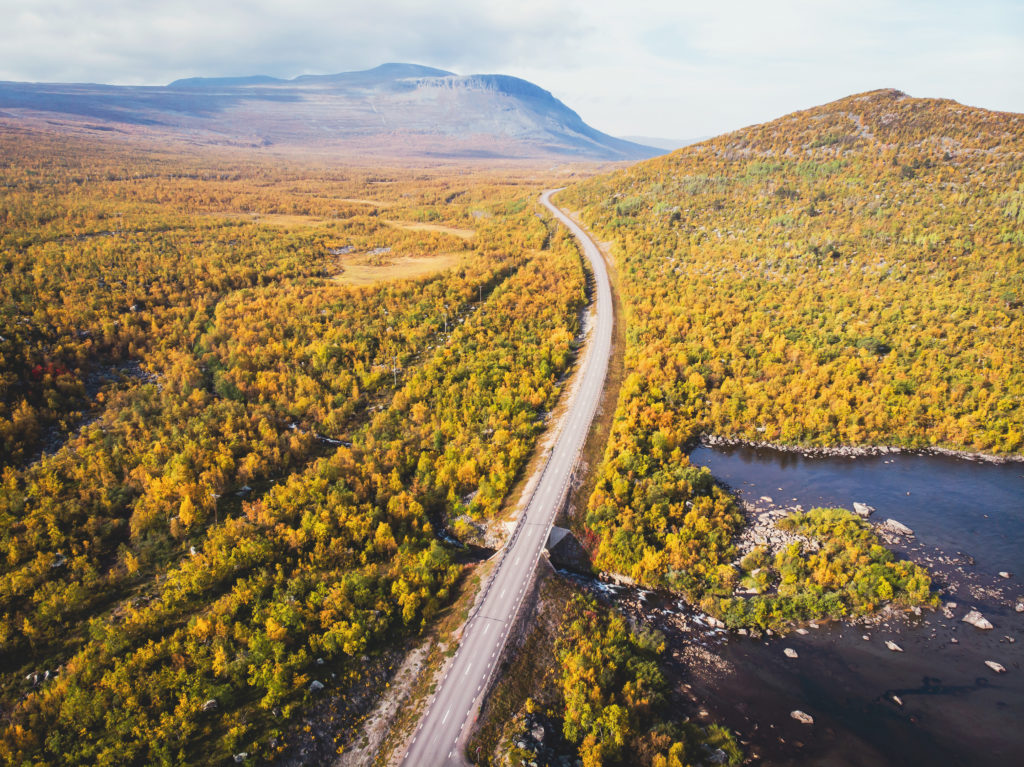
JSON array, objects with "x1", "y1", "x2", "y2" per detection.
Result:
[{"x1": 0, "y1": 0, "x2": 1020, "y2": 138}]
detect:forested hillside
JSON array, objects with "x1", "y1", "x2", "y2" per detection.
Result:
[
  {"x1": 562, "y1": 89, "x2": 1024, "y2": 454},
  {"x1": 0, "y1": 133, "x2": 587, "y2": 764},
  {"x1": 557, "y1": 90, "x2": 1017, "y2": 617}
]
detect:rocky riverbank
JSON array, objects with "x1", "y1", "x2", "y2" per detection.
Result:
[
  {"x1": 657, "y1": 441, "x2": 1024, "y2": 765},
  {"x1": 699, "y1": 433, "x2": 1024, "y2": 465}
]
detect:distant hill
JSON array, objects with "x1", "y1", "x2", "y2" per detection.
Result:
[{"x1": 0, "y1": 63, "x2": 660, "y2": 161}]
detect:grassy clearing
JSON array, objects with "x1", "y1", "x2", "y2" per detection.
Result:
[
  {"x1": 332, "y1": 252, "x2": 463, "y2": 286},
  {"x1": 200, "y1": 211, "x2": 344, "y2": 228},
  {"x1": 385, "y1": 220, "x2": 476, "y2": 239},
  {"x1": 337, "y1": 197, "x2": 394, "y2": 207}
]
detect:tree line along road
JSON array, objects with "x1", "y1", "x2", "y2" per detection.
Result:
[{"x1": 400, "y1": 189, "x2": 614, "y2": 766}]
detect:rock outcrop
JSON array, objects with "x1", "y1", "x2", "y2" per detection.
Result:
[
  {"x1": 883, "y1": 519, "x2": 914, "y2": 536},
  {"x1": 791, "y1": 710, "x2": 814, "y2": 725},
  {"x1": 853, "y1": 502, "x2": 875, "y2": 517}
]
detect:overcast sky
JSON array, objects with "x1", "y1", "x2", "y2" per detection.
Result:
[{"x1": 1, "y1": 0, "x2": 1021, "y2": 139}]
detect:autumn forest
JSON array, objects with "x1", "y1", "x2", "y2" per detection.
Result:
[{"x1": 2, "y1": 87, "x2": 1022, "y2": 767}]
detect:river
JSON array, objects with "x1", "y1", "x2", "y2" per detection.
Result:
[{"x1": 682, "y1": 445, "x2": 1024, "y2": 766}]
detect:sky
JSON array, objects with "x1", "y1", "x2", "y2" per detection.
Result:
[{"x1": 0, "y1": 0, "x2": 1021, "y2": 139}]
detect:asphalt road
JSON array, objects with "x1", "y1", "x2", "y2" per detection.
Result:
[{"x1": 399, "y1": 190, "x2": 614, "y2": 766}]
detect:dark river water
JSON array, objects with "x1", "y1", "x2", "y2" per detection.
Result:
[{"x1": 679, "y1": 446, "x2": 1024, "y2": 766}]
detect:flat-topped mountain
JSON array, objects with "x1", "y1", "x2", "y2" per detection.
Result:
[{"x1": 0, "y1": 63, "x2": 659, "y2": 160}]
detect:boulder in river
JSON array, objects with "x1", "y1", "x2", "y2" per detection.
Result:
[
  {"x1": 784, "y1": 648, "x2": 799, "y2": 658},
  {"x1": 530, "y1": 721, "x2": 546, "y2": 742},
  {"x1": 853, "y1": 502, "x2": 875, "y2": 518},
  {"x1": 984, "y1": 660, "x2": 1006, "y2": 673},
  {"x1": 885, "y1": 640, "x2": 904, "y2": 652},
  {"x1": 1016, "y1": 601, "x2": 1024, "y2": 613},
  {"x1": 962, "y1": 610, "x2": 994, "y2": 630},
  {"x1": 791, "y1": 710, "x2": 814, "y2": 725},
  {"x1": 883, "y1": 519, "x2": 914, "y2": 535},
  {"x1": 998, "y1": 571, "x2": 1012, "y2": 579}
]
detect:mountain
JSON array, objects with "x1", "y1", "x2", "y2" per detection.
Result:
[{"x1": 0, "y1": 63, "x2": 660, "y2": 160}]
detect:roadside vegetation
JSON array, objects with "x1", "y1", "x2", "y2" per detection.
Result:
[
  {"x1": 474, "y1": 579, "x2": 741, "y2": 767},
  {"x1": 552, "y1": 596, "x2": 741, "y2": 767}
]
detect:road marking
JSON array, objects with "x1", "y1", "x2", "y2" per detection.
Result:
[
  {"x1": 464, "y1": 661, "x2": 473, "y2": 676},
  {"x1": 442, "y1": 706, "x2": 451, "y2": 724}
]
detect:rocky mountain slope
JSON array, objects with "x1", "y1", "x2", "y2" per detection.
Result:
[{"x1": 0, "y1": 63, "x2": 658, "y2": 160}]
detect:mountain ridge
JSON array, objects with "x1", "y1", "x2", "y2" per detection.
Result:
[{"x1": 0, "y1": 64, "x2": 660, "y2": 161}]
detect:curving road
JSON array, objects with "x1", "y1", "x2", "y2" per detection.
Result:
[{"x1": 400, "y1": 190, "x2": 614, "y2": 766}]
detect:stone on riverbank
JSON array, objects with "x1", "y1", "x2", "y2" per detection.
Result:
[
  {"x1": 962, "y1": 610, "x2": 994, "y2": 630},
  {"x1": 985, "y1": 660, "x2": 1006, "y2": 673},
  {"x1": 853, "y1": 502, "x2": 875, "y2": 518},
  {"x1": 883, "y1": 519, "x2": 914, "y2": 535},
  {"x1": 885, "y1": 641, "x2": 904, "y2": 652},
  {"x1": 784, "y1": 648, "x2": 798, "y2": 658}
]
